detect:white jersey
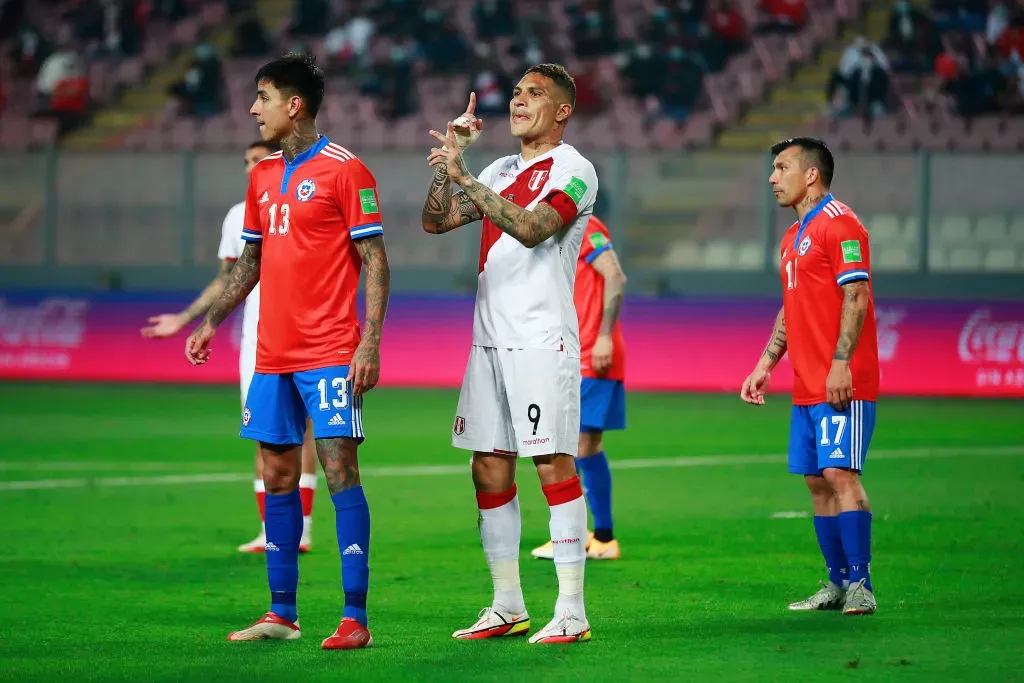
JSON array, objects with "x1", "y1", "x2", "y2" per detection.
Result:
[
  {"x1": 473, "y1": 144, "x2": 598, "y2": 356},
  {"x1": 216, "y1": 201, "x2": 260, "y2": 345}
]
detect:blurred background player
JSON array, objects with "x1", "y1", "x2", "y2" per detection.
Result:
[
  {"x1": 423, "y1": 64, "x2": 599, "y2": 644},
  {"x1": 140, "y1": 140, "x2": 317, "y2": 555},
  {"x1": 186, "y1": 53, "x2": 390, "y2": 650},
  {"x1": 532, "y1": 215, "x2": 627, "y2": 561},
  {"x1": 741, "y1": 137, "x2": 878, "y2": 617}
]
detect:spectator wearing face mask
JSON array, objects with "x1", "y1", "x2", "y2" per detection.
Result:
[
  {"x1": 623, "y1": 42, "x2": 666, "y2": 100},
  {"x1": 168, "y1": 42, "x2": 227, "y2": 118},
  {"x1": 841, "y1": 47, "x2": 889, "y2": 119},
  {"x1": 884, "y1": 0, "x2": 935, "y2": 72},
  {"x1": 827, "y1": 37, "x2": 888, "y2": 111},
  {"x1": 378, "y1": 41, "x2": 418, "y2": 120},
  {"x1": 572, "y1": 4, "x2": 618, "y2": 58},
  {"x1": 468, "y1": 42, "x2": 514, "y2": 117},
  {"x1": 931, "y1": 0, "x2": 988, "y2": 34},
  {"x1": 703, "y1": 0, "x2": 748, "y2": 72},
  {"x1": 419, "y1": 9, "x2": 469, "y2": 74},
  {"x1": 657, "y1": 42, "x2": 707, "y2": 123},
  {"x1": 473, "y1": 0, "x2": 515, "y2": 40}
]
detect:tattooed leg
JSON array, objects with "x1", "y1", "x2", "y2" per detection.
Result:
[{"x1": 315, "y1": 438, "x2": 361, "y2": 495}]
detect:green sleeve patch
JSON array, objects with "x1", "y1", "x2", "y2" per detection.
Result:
[
  {"x1": 358, "y1": 188, "x2": 379, "y2": 214},
  {"x1": 563, "y1": 176, "x2": 587, "y2": 205},
  {"x1": 589, "y1": 232, "x2": 609, "y2": 250},
  {"x1": 841, "y1": 240, "x2": 862, "y2": 263}
]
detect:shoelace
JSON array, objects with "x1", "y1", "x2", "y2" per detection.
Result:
[{"x1": 551, "y1": 612, "x2": 585, "y2": 635}]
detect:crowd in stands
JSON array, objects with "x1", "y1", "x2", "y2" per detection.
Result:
[
  {"x1": 1, "y1": 0, "x2": 768, "y2": 138},
  {"x1": 0, "y1": 0, "x2": 235, "y2": 130},
  {"x1": 827, "y1": 0, "x2": 1024, "y2": 120},
  {"x1": 9, "y1": 0, "x2": 1021, "y2": 149},
  {"x1": 275, "y1": 0, "x2": 761, "y2": 124}
]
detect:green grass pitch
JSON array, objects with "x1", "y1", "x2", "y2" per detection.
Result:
[{"x1": 1, "y1": 383, "x2": 1023, "y2": 682}]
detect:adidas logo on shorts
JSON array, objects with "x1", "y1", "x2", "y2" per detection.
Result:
[
  {"x1": 829, "y1": 447, "x2": 845, "y2": 459},
  {"x1": 328, "y1": 413, "x2": 346, "y2": 426},
  {"x1": 343, "y1": 544, "x2": 364, "y2": 556}
]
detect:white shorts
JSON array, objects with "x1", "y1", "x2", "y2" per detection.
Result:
[
  {"x1": 239, "y1": 334, "x2": 256, "y2": 404},
  {"x1": 452, "y1": 346, "x2": 580, "y2": 458}
]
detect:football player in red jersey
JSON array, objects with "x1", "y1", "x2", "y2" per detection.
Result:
[
  {"x1": 531, "y1": 216, "x2": 627, "y2": 562},
  {"x1": 186, "y1": 53, "x2": 390, "y2": 650},
  {"x1": 741, "y1": 137, "x2": 878, "y2": 616}
]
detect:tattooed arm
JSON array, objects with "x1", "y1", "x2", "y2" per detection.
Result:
[
  {"x1": 185, "y1": 241, "x2": 261, "y2": 365},
  {"x1": 458, "y1": 176, "x2": 566, "y2": 248},
  {"x1": 205, "y1": 241, "x2": 262, "y2": 329},
  {"x1": 428, "y1": 124, "x2": 567, "y2": 248},
  {"x1": 588, "y1": 248, "x2": 627, "y2": 375},
  {"x1": 421, "y1": 164, "x2": 482, "y2": 234},
  {"x1": 834, "y1": 280, "x2": 870, "y2": 361},
  {"x1": 349, "y1": 235, "x2": 390, "y2": 394},
  {"x1": 741, "y1": 306, "x2": 786, "y2": 405},
  {"x1": 183, "y1": 259, "x2": 235, "y2": 323},
  {"x1": 760, "y1": 307, "x2": 788, "y2": 370},
  {"x1": 825, "y1": 280, "x2": 870, "y2": 410}
]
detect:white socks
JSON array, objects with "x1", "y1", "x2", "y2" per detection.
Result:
[
  {"x1": 544, "y1": 477, "x2": 588, "y2": 620},
  {"x1": 476, "y1": 486, "x2": 526, "y2": 614}
]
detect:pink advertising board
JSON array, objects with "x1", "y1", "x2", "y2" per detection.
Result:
[{"x1": 1, "y1": 294, "x2": 1022, "y2": 396}]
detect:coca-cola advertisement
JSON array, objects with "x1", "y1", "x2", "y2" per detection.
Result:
[{"x1": 1, "y1": 292, "x2": 1022, "y2": 396}]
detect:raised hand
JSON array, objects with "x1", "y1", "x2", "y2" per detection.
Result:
[
  {"x1": 428, "y1": 122, "x2": 473, "y2": 186},
  {"x1": 450, "y1": 91, "x2": 483, "y2": 150}
]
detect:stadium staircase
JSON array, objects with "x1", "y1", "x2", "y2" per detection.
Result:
[
  {"x1": 62, "y1": 0, "x2": 294, "y2": 150},
  {"x1": 716, "y1": 0, "x2": 894, "y2": 151}
]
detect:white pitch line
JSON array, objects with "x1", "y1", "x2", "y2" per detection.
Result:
[{"x1": 1, "y1": 445, "x2": 1022, "y2": 493}]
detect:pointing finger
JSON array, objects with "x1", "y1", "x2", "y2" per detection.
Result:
[{"x1": 467, "y1": 91, "x2": 476, "y2": 115}]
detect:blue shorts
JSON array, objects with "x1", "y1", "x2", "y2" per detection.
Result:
[
  {"x1": 240, "y1": 365, "x2": 364, "y2": 445},
  {"x1": 789, "y1": 400, "x2": 876, "y2": 476},
  {"x1": 580, "y1": 378, "x2": 626, "y2": 433}
]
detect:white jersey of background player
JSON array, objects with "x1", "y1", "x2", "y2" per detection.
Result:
[
  {"x1": 422, "y1": 64, "x2": 598, "y2": 644},
  {"x1": 141, "y1": 141, "x2": 318, "y2": 554}
]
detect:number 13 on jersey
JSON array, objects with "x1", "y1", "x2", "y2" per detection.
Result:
[{"x1": 268, "y1": 203, "x2": 290, "y2": 235}]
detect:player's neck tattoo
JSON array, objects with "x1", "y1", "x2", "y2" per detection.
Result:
[
  {"x1": 521, "y1": 139, "x2": 562, "y2": 161},
  {"x1": 796, "y1": 191, "x2": 826, "y2": 220},
  {"x1": 280, "y1": 119, "x2": 320, "y2": 162}
]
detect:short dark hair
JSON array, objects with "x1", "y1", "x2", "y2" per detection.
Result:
[
  {"x1": 770, "y1": 137, "x2": 835, "y2": 187},
  {"x1": 255, "y1": 52, "x2": 325, "y2": 118},
  {"x1": 248, "y1": 140, "x2": 280, "y2": 153},
  {"x1": 523, "y1": 63, "x2": 576, "y2": 109}
]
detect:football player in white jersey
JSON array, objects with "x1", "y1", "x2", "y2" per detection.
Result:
[
  {"x1": 141, "y1": 141, "x2": 318, "y2": 554},
  {"x1": 422, "y1": 64, "x2": 599, "y2": 644}
]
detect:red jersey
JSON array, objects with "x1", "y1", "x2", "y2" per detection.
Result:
[
  {"x1": 242, "y1": 137, "x2": 383, "y2": 373},
  {"x1": 779, "y1": 195, "x2": 879, "y2": 405},
  {"x1": 576, "y1": 217, "x2": 626, "y2": 381}
]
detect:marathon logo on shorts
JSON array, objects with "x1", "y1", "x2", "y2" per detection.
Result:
[
  {"x1": 242, "y1": 407, "x2": 252, "y2": 426},
  {"x1": 453, "y1": 416, "x2": 465, "y2": 435},
  {"x1": 552, "y1": 537, "x2": 581, "y2": 545},
  {"x1": 522, "y1": 437, "x2": 551, "y2": 446}
]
